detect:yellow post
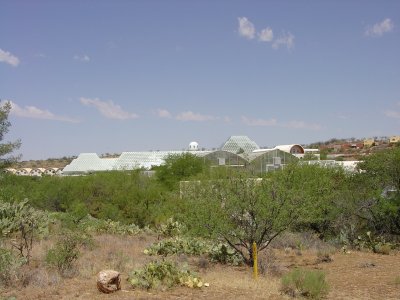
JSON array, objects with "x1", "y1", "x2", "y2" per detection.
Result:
[{"x1": 252, "y1": 241, "x2": 258, "y2": 280}]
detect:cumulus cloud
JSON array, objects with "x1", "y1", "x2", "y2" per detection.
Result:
[
  {"x1": 73, "y1": 54, "x2": 90, "y2": 62},
  {"x1": 176, "y1": 111, "x2": 216, "y2": 122},
  {"x1": 0, "y1": 48, "x2": 20, "y2": 66},
  {"x1": 238, "y1": 17, "x2": 256, "y2": 39},
  {"x1": 385, "y1": 110, "x2": 400, "y2": 118},
  {"x1": 241, "y1": 116, "x2": 278, "y2": 126},
  {"x1": 258, "y1": 27, "x2": 274, "y2": 42},
  {"x1": 365, "y1": 18, "x2": 394, "y2": 37},
  {"x1": 156, "y1": 109, "x2": 172, "y2": 118},
  {"x1": 272, "y1": 32, "x2": 295, "y2": 49},
  {"x1": 157, "y1": 109, "x2": 227, "y2": 122},
  {"x1": 7, "y1": 101, "x2": 79, "y2": 123},
  {"x1": 237, "y1": 18, "x2": 294, "y2": 50},
  {"x1": 80, "y1": 97, "x2": 138, "y2": 120},
  {"x1": 242, "y1": 116, "x2": 321, "y2": 130}
]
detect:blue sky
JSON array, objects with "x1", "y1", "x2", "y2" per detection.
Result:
[{"x1": 1, "y1": 0, "x2": 399, "y2": 160}]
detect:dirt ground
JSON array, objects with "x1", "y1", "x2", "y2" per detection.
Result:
[{"x1": 1, "y1": 234, "x2": 399, "y2": 300}]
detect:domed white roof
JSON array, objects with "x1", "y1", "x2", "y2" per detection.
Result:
[{"x1": 189, "y1": 141, "x2": 199, "y2": 151}]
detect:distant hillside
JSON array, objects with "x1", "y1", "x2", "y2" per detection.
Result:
[
  {"x1": 11, "y1": 157, "x2": 74, "y2": 169},
  {"x1": 11, "y1": 153, "x2": 121, "y2": 169},
  {"x1": 9, "y1": 136, "x2": 398, "y2": 169}
]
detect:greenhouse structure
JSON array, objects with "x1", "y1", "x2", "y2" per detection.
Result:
[
  {"x1": 61, "y1": 136, "x2": 309, "y2": 175},
  {"x1": 2, "y1": 135, "x2": 339, "y2": 176}
]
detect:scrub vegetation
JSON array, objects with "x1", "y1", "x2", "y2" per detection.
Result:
[{"x1": 1, "y1": 105, "x2": 400, "y2": 298}]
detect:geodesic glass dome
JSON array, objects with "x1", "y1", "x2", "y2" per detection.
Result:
[{"x1": 220, "y1": 136, "x2": 259, "y2": 154}]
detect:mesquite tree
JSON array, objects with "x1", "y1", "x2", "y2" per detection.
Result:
[
  {"x1": 184, "y1": 164, "x2": 342, "y2": 266},
  {"x1": 0, "y1": 101, "x2": 21, "y2": 168}
]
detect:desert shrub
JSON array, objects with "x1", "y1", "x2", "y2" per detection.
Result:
[
  {"x1": 51, "y1": 212, "x2": 144, "y2": 236},
  {"x1": 208, "y1": 243, "x2": 243, "y2": 266},
  {"x1": 46, "y1": 231, "x2": 91, "y2": 277},
  {"x1": 144, "y1": 237, "x2": 209, "y2": 256},
  {"x1": 157, "y1": 218, "x2": 186, "y2": 237},
  {"x1": 373, "y1": 243, "x2": 392, "y2": 255},
  {"x1": 0, "y1": 199, "x2": 49, "y2": 264},
  {"x1": 144, "y1": 237, "x2": 244, "y2": 265},
  {"x1": 257, "y1": 249, "x2": 282, "y2": 276},
  {"x1": 0, "y1": 248, "x2": 24, "y2": 286},
  {"x1": 316, "y1": 249, "x2": 334, "y2": 263},
  {"x1": 78, "y1": 215, "x2": 142, "y2": 235},
  {"x1": 281, "y1": 268, "x2": 329, "y2": 299},
  {"x1": 351, "y1": 231, "x2": 393, "y2": 254},
  {"x1": 128, "y1": 260, "x2": 203, "y2": 290},
  {"x1": 0, "y1": 171, "x2": 169, "y2": 227}
]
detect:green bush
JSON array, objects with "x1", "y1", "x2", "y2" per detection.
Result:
[
  {"x1": 0, "y1": 248, "x2": 24, "y2": 286},
  {"x1": 0, "y1": 199, "x2": 49, "y2": 264},
  {"x1": 281, "y1": 268, "x2": 329, "y2": 299},
  {"x1": 46, "y1": 231, "x2": 91, "y2": 276},
  {"x1": 144, "y1": 237, "x2": 244, "y2": 265},
  {"x1": 208, "y1": 243, "x2": 243, "y2": 266},
  {"x1": 144, "y1": 237, "x2": 209, "y2": 256},
  {"x1": 50, "y1": 212, "x2": 145, "y2": 236},
  {"x1": 128, "y1": 260, "x2": 203, "y2": 290},
  {"x1": 373, "y1": 243, "x2": 392, "y2": 255},
  {"x1": 351, "y1": 231, "x2": 393, "y2": 254},
  {"x1": 0, "y1": 171, "x2": 169, "y2": 228},
  {"x1": 157, "y1": 218, "x2": 186, "y2": 237},
  {"x1": 77, "y1": 214, "x2": 142, "y2": 235}
]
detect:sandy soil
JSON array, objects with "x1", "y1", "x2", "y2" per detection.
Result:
[{"x1": 1, "y1": 234, "x2": 399, "y2": 300}]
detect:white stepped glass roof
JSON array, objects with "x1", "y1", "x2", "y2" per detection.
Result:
[
  {"x1": 63, "y1": 151, "x2": 214, "y2": 174},
  {"x1": 114, "y1": 151, "x2": 185, "y2": 170},
  {"x1": 63, "y1": 153, "x2": 115, "y2": 174}
]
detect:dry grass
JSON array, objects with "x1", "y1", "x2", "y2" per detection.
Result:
[
  {"x1": 78, "y1": 233, "x2": 157, "y2": 279},
  {"x1": 1, "y1": 233, "x2": 400, "y2": 300},
  {"x1": 201, "y1": 265, "x2": 285, "y2": 300}
]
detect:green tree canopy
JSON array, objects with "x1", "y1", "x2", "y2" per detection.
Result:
[
  {"x1": 354, "y1": 147, "x2": 400, "y2": 235},
  {"x1": 183, "y1": 164, "x2": 344, "y2": 266},
  {"x1": 155, "y1": 153, "x2": 207, "y2": 190},
  {"x1": 0, "y1": 101, "x2": 21, "y2": 168}
]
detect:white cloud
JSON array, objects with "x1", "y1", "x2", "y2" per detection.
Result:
[
  {"x1": 176, "y1": 111, "x2": 216, "y2": 122},
  {"x1": 80, "y1": 97, "x2": 138, "y2": 120},
  {"x1": 242, "y1": 116, "x2": 321, "y2": 130},
  {"x1": 365, "y1": 18, "x2": 394, "y2": 37},
  {"x1": 238, "y1": 17, "x2": 256, "y2": 39},
  {"x1": 272, "y1": 32, "x2": 295, "y2": 49},
  {"x1": 156, "y1": 109, "x2": 172, "y2": 118},
  {"x1": 385, "y1": 110, "x2": 400, "y2": 118},
  {"x1": 73, "y1": 54, "x2": 90, "y2": 62},
  {"x1": 7, "y1": 101, "x2": 79, "y2": 123},
  {"x1": 241, "y1": 116, "x2": 278, "y2": 126},
  {"x1": 0, "y1": 48, "x2": 20, "y2": 67},
  {"x1": 258, "y1": 27, "x2": 273, "y2": 42}
]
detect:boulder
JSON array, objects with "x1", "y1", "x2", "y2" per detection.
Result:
[{"x1": 97, "y1": 270, "x2": 121, "y2": 293}]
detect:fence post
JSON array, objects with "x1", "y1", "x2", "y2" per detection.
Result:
[{"x1": 253, "y1": 241, "x2": 258, "y2": 280}]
